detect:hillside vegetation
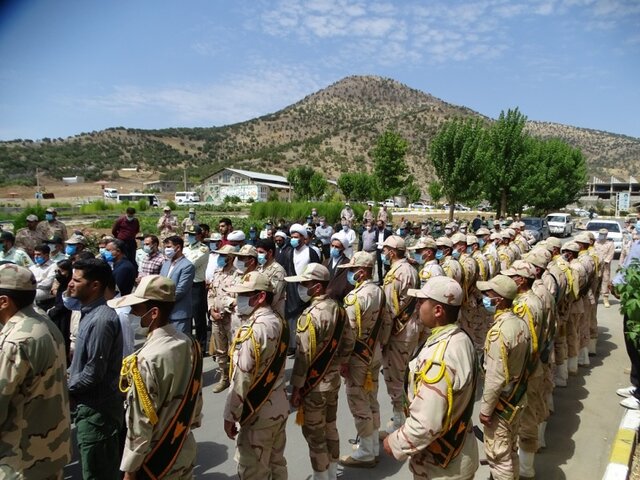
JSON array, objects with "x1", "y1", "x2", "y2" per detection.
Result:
[{"x1": 1, "y1": 75, "x2": 638, "y2": 186}]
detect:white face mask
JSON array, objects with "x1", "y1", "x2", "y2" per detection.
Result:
[
  {"x1": 234, "y1": 258, "x2": 246, "y2": 273},
  {"x1": 236, "y1": 295, "x2": 255, "y2": 317},
  {"x1": 298, "y1": 284, "x2": 312, "y2": 302}
]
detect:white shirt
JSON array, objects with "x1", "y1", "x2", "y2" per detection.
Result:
[
  {"x1": 293, "y1": 245, "x2": 311, "y2": 275},
  {"x1": 30, "y1": 260, "x2": 56, "y2": 301}
]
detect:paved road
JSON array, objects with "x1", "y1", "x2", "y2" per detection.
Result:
[{"x1": 64, "y1": 240, "x2": 632, "y2": 479}]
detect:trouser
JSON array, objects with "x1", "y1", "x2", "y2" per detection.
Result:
[
  {"x1": 236, "y1": 418, "x2": 288, "y2": 480},
  {"x1": 589, "y1": 297, "x2": 599, "y2": 340},
  {"x1": 542, "y1": 361, "x2": 554, "y2": 416},
  {"x1": 410, "y1": 430, "x2": 478, "y2": 480},
  {"x1": 301, "y1": 389, "x2": 340, "y2": 473},
  {"x1": 519, "y1": 372, "x2": 544, "y2": 452},
  {"x1": 375, "y1": 250, "x2": 387, "y2": 284},
  {"x1": 191, "y1": 282, "x2": 207, "y2": 349},
  {"x1": 484, "y1": 410, "x2": 522, "y2": 480},
  {"x1": 346, "y1": 359, "x2": 381, "y2": 437},
  {"x1": 74, "y1": 400, "x2": 124, "y2": 480},
  {"x1": 554, "y1": 320, "x2": 568, "y2": 365},
  {"x1": 624, "y1": 314, "x2": 640, "y2": 401},
  {"x1": 210, "y1": 315, "x2": 231, "y2": 374},
  {"x1": 287, "y1": 316, "x2": 297, "y2": 350},
  {"x1": 567, "y1": 312, "x2": 580, "y2": 358},
  {"x1": 383, "y1": 337, "x2": 417, "y2": 411},
  {"x1": 600, "y1": 264, "x2": 611, "y2": 296},
  {"x1": 579, "y1": 297, "x2": 592, "y2": 349}
]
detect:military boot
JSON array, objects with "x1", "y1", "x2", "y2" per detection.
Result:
[
  {"x1": 604, "y1": 295, "x2": 611, "y2": 308},
  {"x1": 212, "y1": 370, "x2": 230, "y2": 393}
]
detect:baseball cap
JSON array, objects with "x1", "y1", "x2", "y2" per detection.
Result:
[
  {"x1": 228, "y1": 230, "x2": 246, "y2": 242},
  {"x1": 436, "y1": 237, "x2": 453, "y2": 248},
  {"x1": 185, "y1": 225, "x2": 203, "y2": 235},
  {"x1": 574, "y1": 232, "x2": 591, "y2": 244},
  {"x1": 525, "y1": 251, "x2": 549, "y2": 269},
  {"x1": 598, "y1": 228, "x2": 608, "y2": 235},
  {"x1": 490, "y1": 232, "x2": 501, "y2": 240},
  {"x1": 502, "y1": 260, "x2": 537, "y2": 279},
  {"x1": 337, "y1": 251, "x2": 375, "y2": 269},
  {"x1": 45, "y1": 207, "x2": 56, "y2": 214},
  {"x1": 546, "y1": 237, "x2": 562, "y2": 250},
  {"x1": 230, "y1": 245, "x2": 257, "y2": 258},
  {"x1": 561, "y1": 241, "x2": 580, "y2": 253},
  {"x1": 163, "y1": 206, "x2": 171, "y2": 211},
  {"x1": 466, "y1": 235, "x2": 479, "y2": 246},
  {"x1": 408, "y1": 276, "x2": 463, "y2": 306},
  {"x1": 284, "y1": 263, "x2": 330, "y2": 283},
  {"x1": 407, "y1": 237, "x2": 437, "y2": 251},
  {"x1": 214, "y1": 245, "x2": 236, "y2": 255},
  {"x1": 26, "y1": 214, "x2": 38, "y2": 222},
  {"x1": 227, "y1": 271, "x2": 273, "y2": 294},
  {"x1": 0, "y1": 264, "x2": 36, "y2": 291},
  {"x1": 451, "y1": 233, "x2": 467, "y2": 245},
  {"x1": 188, "y1": 207, "x2": 196, "y2": 213},
  {"x1": 204, "y1": 233, "x2": 222, "y2": 243},
  {"x1": 476, "y1": 227, "x2": 490, "y2": 236},
  {"x1": 383, "y1": 235, "x2": 405, "y2": 250},
  {"x1": 477, "y1": 275, "x2": 518, "y2": 300},
  {"x1": 107, "y1": 275, "x2": 176, "y2": 309},
  {"x1": 65, "y1": 234, "x2": 87, "y2": 245}
]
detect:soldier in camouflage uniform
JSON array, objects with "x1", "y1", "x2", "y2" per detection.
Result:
[
  {"x1": 36, "y1": 207, "x2": 68, "y2": 242},
  {"x1": 15, "y1": 214, "x2": 45, "y2": 259},
  {"x1": 109, "y1": 275, "x2": 203, "y2": 478},
  {"x1": 498, "y1": 232, "x2": 517, "y2": 271},
  {"x1": 224, "y1": 272, "x2": 289, "y2": 480},
  {"x1": 157, "y1": 206, "x2": 179, "y2": 240},
  {"x1": 0, "y1": 264, "x2": 71, "y2": 478},
  {"x1": 512, "y1": 222, "x2": 531, "y2": 254},
  {"x1": 501, "y1": 261, "x2": 546, "y2": 479},
  {"x1": 286, "y1": 264, "x2": 355, "y2": 480},
  {"x1": 481, "y1": 229, "x2": 501, "y2": 278},
  {"x1": 595, "y1": 228, "x2": 615, "y2": 309},
  {"x1": 436, "y1": 237, "x2": 463, "y2": 286},
  {"x1": 408, "y1": 237, "x2": 444, "y2": 287},
  {"x1": 462, "y1": 235, "x2": 492, "y2": 353},
  {"x1": 383, "y1": 276, "x2": 479, "y2": 480},
  {"x1": 582, "y1": 231, "x2": 605, "y2": 355},
  {"x1": 560, "y1": 242, "x2": 588, "y2": 376},
  {"x1": 208, "y1": 244, "x2": 241, "y2": 393},
  {"x1": 380, "y1": 236, "x2": 420, "y2": 435},
  {"x1": 0, "y1": 231, "x2": 34, "y2": 267},
  {"x1": 477, "y1": 275, "x2": 531, "y2": 480},
  {"x1": 256, "y1": 238, "x2": 287, "y2": 318},
  {"x1": 574, "y1": 233, "x2": 596, "y2": 367},
  {"x1": 338, "y1": 252, "x2": 386, "y2": 469}
]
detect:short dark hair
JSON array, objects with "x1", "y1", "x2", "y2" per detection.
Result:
[
  {"x1": 56, "y1": 259, "x2": 72, "y2": 272},
  {"x1": 433, "y1": 300, "x2": 460, "y2": 323},
  {"x1": 144, "y1": 300, "x2": 175, "y2": 319},
  {"x1": 126, "y1": 207, "x2": 136, "y2": 215},
  {"x1": 256, "y1": 238, "x2": 276, "y2": 254},
  {"x1": 164, "y1": 235, "x2": 184, "y2": 248},
  {"x1": 144, "y1": 234, "x2": 159, "y2": 246},
  {"x1": 219, "y1": 217, "x2": 233, "y2": 227},
  {"x1": 75, "y1": 251, "x2": 95, "y2": 261},
  {"x1": 109, "y1": 239, "x2": 126, "y2": 253},
  {"x1": 72, "y1": 258, "x2": 113, "y2": 291},
  {"x1": 199, "y1": 223, "x2": 210, "y2": 232},
  {"x1": 35, "y1": 244, "x2": 50, "y2": 255},
  {"x1": 0, "y1": 288, "x2": 36, "y2": 310}
]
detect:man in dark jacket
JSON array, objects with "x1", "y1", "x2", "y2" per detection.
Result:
[
  {"x1": 324, "y1": 234, "x2": 353, "y2": 302},
  {"x1": 111, "y1": 207, "x2": 140, "y2": 264},
  {"x1": 375, "y1": 220, "x2": 392, "y2": 284}
]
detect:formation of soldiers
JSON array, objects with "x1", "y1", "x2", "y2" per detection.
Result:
[{"x1": 0, "y1": 202, "x2": 619, "y2": 480}]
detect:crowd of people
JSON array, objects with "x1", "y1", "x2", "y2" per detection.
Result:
[{"x1": 0, "y1": 200, "x2": 636, "y2": 480}]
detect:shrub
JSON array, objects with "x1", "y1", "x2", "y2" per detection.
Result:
[{"x1": 249, "y1": 201, "x2": 367, "y2": 225}]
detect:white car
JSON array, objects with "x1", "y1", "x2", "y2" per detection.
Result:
[
  {"x1": 586, "y1": 220, "x2": 624, "y2": 257},
  {"x1": 409, "y1": 202, "x2": 434, "y2": 211},
  {"x1": 546, "y1": 213, "x2": 573, "y2": 237},
  {"x1": 380, "y1": 198, "x2": 397, "y2": 208}
]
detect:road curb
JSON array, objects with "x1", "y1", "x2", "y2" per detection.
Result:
[{"x1": 603, "y1": 409, "x2": 640, "y2": 480}]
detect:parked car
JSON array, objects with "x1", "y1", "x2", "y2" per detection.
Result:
[
  {"x1": 546, "y1": 213, "x2": 573, "y2": 237},
  {"x1": 409, "y1": 201, "x2": 434, "y2": 211},
  {"x1": 522, "y1": 217, "x2": 549, "y2": 243},
  {"x1": 574, "y1": 208, "x2": 598, "y2": 219},
  {"x1": 586, "y1": 219, "x2": 625, "y2": 258},
  {"x1": 380, "y1": 198, "x2": 398, "y2": 208},
  {"x1": 443, "y1": 203, "x2": 470, "y2": 211}
]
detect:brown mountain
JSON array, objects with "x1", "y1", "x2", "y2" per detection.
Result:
[{"x1": 1, "y1": 75, "x2": 638, "y2": 185}]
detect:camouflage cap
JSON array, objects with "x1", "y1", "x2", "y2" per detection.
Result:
[
  {"x1": 230, "y1": 244, "x2": 258, "y2": 258},
  {"x1": 227, "y1": 271, "x2": 273, "y2": 293},
  {"x1": 26, "y1": 214, "x2": 38, "y2": 222},
  {"x1": 188, "y1": 207, "x2": 196, "y2": 213},
  {"x1": 562, "y1": 241, "x2": 581, "y2": 253},
  {"x1": 585, "y1": 231, "x2": 595, "y2": 240},
  {"x1": 204, "y1": 233, "x2": 222, "y2": 243},
  {"x1": 408, "y1": 276, "x2": 463, "y2": 306},
  {"x1": 505, "y1": 228, "x2": 516, "y2": 237},
  {"x1": 0, "y1": 264, "x2": 36, "y2": 291},
  {"x1": 185, "y1": 225, "x2": 203, "y2": 235},
  {"x1": 466, "y1": 235, "x2": 479, "y2": 246},
  {"x1": 501, "y1": 231, "x2": 512, "y2": 240},
  {"x1": 477, "y1": 274, "x2": 518, "y2": 300},
  {"x1": 574, "y1": 232, "x2": 591, "y2": 244},
  {"x1": 383, "y1": 235, "x2": 406, "y2": 251},
  {"x1": 337, "y1": 251, "x2": 375, "y2": 269},
  {"x1": 436, "y1": 237, "x2": 453, "y2": 248},
  {"x1": 451, "y1": 233, "x2": 467, "y2": 245},
  {"x1": 407, "y1": 237, "x2": 437, "y2": 251},
  {"x1": 213, "y1": 244, "x2": 237, "y2": 255},
  {"x1": 502, "y1": 260, "x2": 537, "y2": 279},
  {"x1": 445, "y1": 222, "x2": 456, "y2": 230},
  {"x1": 107, "y1": 275, "x2": 176, "y2": 308},
  {"x1": 546, "y1": 237, "x2": 562, "y2": 250},
  {"x1": 284, "y1": 263, "x2": 330, "y2": 283},
  {"x1": 525, "y1": 250, "x2": 550, "y2": 269},
  {"x1": 490, "y1": 232, "x2": 501, "y2": 240},
  {"x1": 598, "y1": 228, "x2": 608, "y2": 235},
  {"x1": 476, "y1": 227, "x2": 491, "y2": 236},
  {"x1": 163, "y1": 206, "x2": 171, "y2": 211},
  {"x1": 45, "y1": 207, "x2": 57, "y2": 214},
  {"x1": 65, "y1": 234, "x2": 86, "y2": 245}
]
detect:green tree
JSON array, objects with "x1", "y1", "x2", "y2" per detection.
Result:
[
  {"x1": 401, "y1": 176, "x2": 422, "y2": 203},
  {"x1": 337, "y1": 173, "x2": 356, "y2": 200},
  {"x1": 287, "y1": 166, "x2": 316, "y2": 201},
  {"x1": 482, "y1": 108, "x2": 528, "y2": 217},
  {"x1": 372, "y1": 130, "x2": 409, "y2": 198},
  {"x1": 429, "y1": 118, "x2": 486, "y2": 220},
  {"x1": 428, "y1": 181, "x2": 444, "y2": 205},
  {"x1": 309, "y1": 172, "x2": 328, "y2": 200}
]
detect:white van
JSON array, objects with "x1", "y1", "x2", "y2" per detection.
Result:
[
  {"x1": 103, "y1": 188, "x2": 118, "y2": 199},
  {"x1": 546, "y1": 213, "x2": 573, "y2": 237},
  {"x1": 175, "y1": 191, "x2": 200, "y2": 204}
]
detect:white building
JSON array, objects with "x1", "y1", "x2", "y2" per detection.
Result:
[{"x1": 199, "y1": 168, "x2": 291, "y2": 204}]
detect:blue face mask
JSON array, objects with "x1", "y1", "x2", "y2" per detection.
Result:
[
  {"x1": 209, "y1": 242, "x2": 219, "y2": 252},
  {"x1": 217, "y1": 256, "x2": 227, "y2": 268},
  {"x1": 143, "y1": 245, "x2": 152, "y2": 255},
  {"x1": 35, "y1": 256, "x2": 46, "y2": 265},
  {"x1": 413, "y1": 252, "x2": 425, "y2": 265},
  {"x1": 45, "y1": 213, "x2": 54, "y2": 221},
  {"x1": 452, "y1": 250, "x2": 461, "y2": 260},
  {"x1": 65, "y1": 245, "x2": 76, "y2": 256},
  {"x1": 187, "y1": 234, "x2": 196, "y2": 245},
  {"x1": 479, "y1": 238, "x2": 486, "y2": 248},
  {"x1": 290, "y1": 238, "x2": 300, "y2": 249},
  {"x1": 466, "y1": 246, "x2": 473, "y2": 255},
  {"x1": 435, "y1": 250, "x2": 444, "y2": 261},
  {"x1": 257, "y1": 253, "x2": 267, "y2": 266},
  {"x1": 62, "y1": 294, "x2": 82, "y2": 311},
  {"x1": 330, "y1": 247, "x2": 341, "y2": 258},
  {"x1": 636, "y1": 221, "x2": 640, "y2": 232},
  {"x1": 381, "y1": 253, "x2": 390, "y2": 265},
  {"x1": 102, "y1": 250, "x2": 114, "y2": 263},
  {"x1": 399, "y1": 229, "x2": 405, "y2": 236},
  {"x1": 482, "y1": 295, "x2": 497, "y2": 314},
  {"x1": 347, "y1": 271, "x2": 358, "y2": 286},
  {"x1": 342, "y1": 225, "x2": 349, "y2": 232}
]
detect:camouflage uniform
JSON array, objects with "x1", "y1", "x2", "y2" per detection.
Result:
[
  {"x1": 0, "y1": 295, "x2": 71, "y2": 478},
  {"x1": 441, "y1": 255, "x2": 463, "y2": 286},
  {"x1": 36, "y1": 219, "x2": 68, "y2": 242},
  {"x1": 462, "y1": 249, "x2": 492, "y2": 352},
  {"x1": 576, "y1": 244, "x2": 596, "y2": 361},
  {"x1": 15, "y1": 227, "x2": 44, "y2": 258},
  {"x1": 0, "y1": 246, "x2": 34, "y2": 268},
  {"x1": 381, "y1": 257, "x2": 419, "y2": 430},
  {"x1": 157, "y1": 212, "x2": 179, "y2": 240},
  {"x1": 594, "y1": 237, "x2": 614, "y2": 300},
  {"x1": 565, "y1": 249, "x2": 588, "y2": 374},
  {"x1": 498, "y1": 243, "x2": 516, "y2": 271},
  {"x1": 291, "y1": 294, "x2": 355, "y2": 476},
  {"x1": 341, "y1": 277, "x2": 385, "y2": 465},
  {"x1": 419, "y1": 259, "x2": 445, "y2": 287},
  {"x1": 225, "y1": 305, "x2": 289, "y2": 480},
  {"x1": 457, "y1": 250, "x2": 479, "y2": 351},
  {"x1": 259, "y1": 259, "x2": 287, "y2": 319},
  {"x1": 586, "y1": 241, "x2": 605, "y2": 352},
  {"x1": 481, "y1": 307, "x2": 531, "y2": 480}
]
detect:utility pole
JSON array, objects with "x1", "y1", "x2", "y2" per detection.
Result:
[{"x1": 183, "y1": 168, "x2": 187, "y2": 191}]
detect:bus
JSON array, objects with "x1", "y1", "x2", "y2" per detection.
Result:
[
  {"x1": 117, "y1": 192, "x2": 160, "y2": 207},
  {"x1": 175, "y1": 191, "x2": 200, "y2": 204}
]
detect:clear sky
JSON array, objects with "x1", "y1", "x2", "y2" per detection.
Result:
[{"x1": 1, "y1": 0, "x2": 638, "y2": 141}]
